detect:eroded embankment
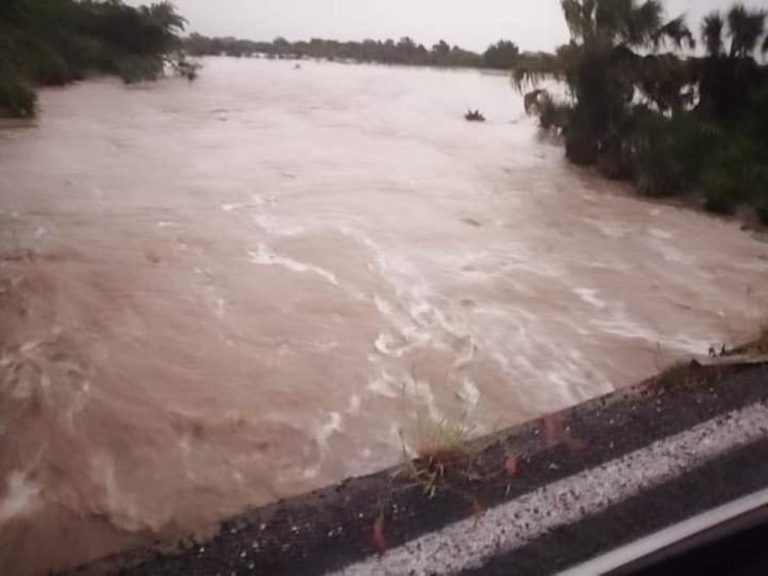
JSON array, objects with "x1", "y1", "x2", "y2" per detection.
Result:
[{"x1": 68, "y1": 359, "x2": 768, "y2": 576}]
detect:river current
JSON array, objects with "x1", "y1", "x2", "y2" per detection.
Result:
[{"x1": 1, "y1": 57, "x2": 766, "y2": 574}]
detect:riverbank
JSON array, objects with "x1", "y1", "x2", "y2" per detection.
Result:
[
  {"x1": 0, "y1": 0, "x2": 189, "y2": 118},
  {"x1": 518, "y1": 2, "x2": 768, "y2": 230},
  {"x1": 65, "y1": 357, "x2": 768, "y2": 575},
  {"x1": 578, "y1": 161, "x2": 768, "y2": 235},
  {"x1": 182, "y1": 35, "x2": 528, "y2": 71}
]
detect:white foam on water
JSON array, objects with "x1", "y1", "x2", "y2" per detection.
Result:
[
  {"x1": 498, "y1": 256, "x2": 566, "y2": 280},
  {"x1": 249, "y1": 193, "x2": 267, "y2": 206},
  {"x1": 366, "y1": 371, "x2": 401, "y2": 399},
  {"x1": 214, "y1": 297, "x2": 226, "y2": 319},
  {"x1": 248, "y1": 244, "x2": 339, "y2": 286},
  {"x1": 317, "y1": 412, "x2": 343, "y2": 448},
  {"x1": 251, "y1": 214, "x2": 307, "y2": 237},
  {"x1": 346, "y1": 394, "x2": 361, "y2": 415},
  {"x1": 221, "y1": 202, "x2": 246, "y2": 212},
  {"x1": 453, "y1": 338, "x2": 477, "y2": 370},
  {"x1": 374, "y1": 332, "x2": 411, "y2": 358},
  {"x1": 91, "y1": 453, "x2": 156, "y2": 532},
  {"x1": 373, "y1": 296, "x2": 433, "y2": 351},
  {"x1": 373, "y1": 295, "x2": 396, "y2": 318},
  {"x1": 591, "y1": 220, "x2": 633, "y2": 239},
  {"x1": 343, "y1": 229, "x2": 470, "y2": 352},
  {"x1": 458, "y1": 377, "x2": 481, "y2": 407},
  {"x1": 591, "y1": 308, "x2": 712, "y2": 355},
  {"x1": 575, "y1": 287, "x2": 608, "y2": 310},
  {"x1": 648, "y1": 237, "x2": 695, "y2": 265},
  {"x1": 472, "y1": 305, "x2": 534, "y2": 342},
  {"x1": 19, "y1": 339, "x2": 44, "y2": 354},
  {"x1": 178, "y1": 436, "x2": 192, "y2": 457},
  {"x1": 548, "y1": 352, "x2": 614, "y2": 402},
  {"x1": 65, "y1": 379, "x2": 91, "y2": 430},
  {"x1": 649, "y1": 227, "x2": 674, "y2": 240},
  {"x1": 303, "y1": 412, "x2": 345, "y2": 480},
  {"x1": 545, "y1": 371, "x2": 584, "y2": 405},
  {"x1": 0, "y1": 471, "x2": 42, "y2": 524},
  {"x1": 403, "y1": 374, "x2": 440, "y2": 421}
]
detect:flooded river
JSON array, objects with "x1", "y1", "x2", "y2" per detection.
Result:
[{"x1": 1, "y1": 57, "x2": 766, "y2": 574}]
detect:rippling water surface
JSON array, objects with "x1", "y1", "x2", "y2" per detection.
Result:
[{"x1": 1, "y1": 57, "x2": 766, "y2": 574}]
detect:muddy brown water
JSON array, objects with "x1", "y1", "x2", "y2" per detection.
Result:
[{"x1": 0, "y1": 57, "x2": 766, "y2": 575}]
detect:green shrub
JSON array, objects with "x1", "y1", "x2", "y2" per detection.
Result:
[
  {"x1": 24, "y1": 45, "x2": 74, "y2": 85},
  {"x1": 750, "y1": 163, "x2": 768, "y2": 225},
  {"x1": 523, "y1": 89, "x2": 571, "y2": 132},
  {"x1": 742, "y1": 87, "x2": 768, "y2": 148},
  {"x1": 64, "y1": 35, "x2": 112, "y2": 74},
  {"x1": 755, "y1": 200, "x2": 768, "y2": 226},
  {"x1": 699, "y1": 137, "x2": 764, "y2": 215},
  {"x1": 564, "y1": 107, "x2": 600, "y2": 165},
  {"x1": 629, "y1": 111, "x2": 711, "y2": 197},
  {"x1": 702, "y1": 186, "x2": 738, "y2": 214},
  {"x1": 539, "y1": 99, "x2": 570, "y2": 131},
  {"x1": 0, "y1": 74, "x2": 36, "y2": 117},
  {"x1": 115, "y1": 55, "x2": 164, "y2": 84},
  {"x1": 0, "y1": 0, "x2": 189, "y2": 116}
]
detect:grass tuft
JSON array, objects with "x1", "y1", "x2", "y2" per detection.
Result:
[{"x1": 396, "y1": 391, "x2": 477, "y2": 498}]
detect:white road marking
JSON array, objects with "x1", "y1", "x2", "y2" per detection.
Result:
[{"x1": 332, "y1": 402, "x2": 768, "y2": 576}]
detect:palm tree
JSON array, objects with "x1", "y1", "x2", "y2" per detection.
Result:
[
  {"x1": 515, "y1": 0, "x2": 694, "y2": 167},
  {"x1": 142, "y1": 2, "x2": 187, "y2": 35},
  {"x1": 701, "y1": 5, "x2": 767, "y2": 59},
  {"x1": 698, "y1": 5, "x2": 767, "y2": 121},
  {"x1": 702, "y1": 13, "x2": 725, "y2": 57},
  {"x1": 654, "y1": 16, "x2": 695, "y2": 50},
  {"x1": 726, "y1": 4, "x2": 766, "y2": 58},
  {"x1": 557, "y1": 0, "x2": 692, "y2": 50}
]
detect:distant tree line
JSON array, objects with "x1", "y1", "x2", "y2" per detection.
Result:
[
  {"x1": 183, "y1": 34, "x2": 528, "y2": 70},
  {"x1": 518, "y1": 0, "x2": 768, "y2": 224},
  {"x1": 0, "y1": 0, "x2": 195, "y2": 118}
]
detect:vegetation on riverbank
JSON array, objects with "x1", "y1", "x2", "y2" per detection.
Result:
[
  {"x1": 183, "y1": 34, "x2": 529, "y2": 71},
  {"x1": 0, "y1": 0, "x2": 195, "y2": 117},
  {"x1": 724, "y1": 322, "x2": 768, "y2": 357},
  {"x1": 517, "y1": 1, "x2": 768, "y2": 225}
]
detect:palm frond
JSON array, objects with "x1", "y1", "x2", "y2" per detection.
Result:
[
  {"x1": 701, "y1": 12, "x2": 724, "y2": 56},
  {"x1": 511, "y1": 49, "x2": 567, "y2": 92},
  {"x1": 562, "y1": 0, "x2": 596, "y2": 43},
  {"x1": 629, "y1": 0, "x2": 664, "y2": 46},
  {"x1": 727, "y1": 4, "x2": 767, "y2": 58},
  {"x1": 654, "y1": 16, "x2": 695, "y2": 50}
]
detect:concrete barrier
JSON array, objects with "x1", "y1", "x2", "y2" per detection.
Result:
[{"x1": 67, "y1": 360, "x2": 768, "y2": 576}]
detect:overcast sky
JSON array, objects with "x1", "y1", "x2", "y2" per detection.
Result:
[{"x1": 135, "y1": 0, "x2": 768, "y2": 52}]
